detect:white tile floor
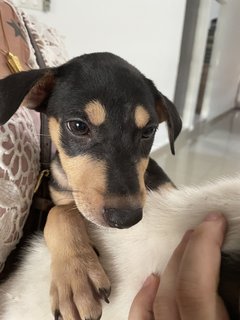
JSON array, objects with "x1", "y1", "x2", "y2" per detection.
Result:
[{"x1": 152, "y1": 109, "x2": 240, "y2": 186}]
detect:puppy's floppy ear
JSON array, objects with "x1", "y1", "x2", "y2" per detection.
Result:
[
  {"x1": 0, "y1": 68, "x2": 55, "y2": 125},
  {"x1": 147, "y1": 79, "x2": 182, "y2": 155},
  {"x1": 156, "y1": 92, "x2": 182, "y2": 155}
]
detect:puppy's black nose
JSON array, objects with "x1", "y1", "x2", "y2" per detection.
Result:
[{"x1": 103, "y1": 207, "x2": 142, "y2": 229}]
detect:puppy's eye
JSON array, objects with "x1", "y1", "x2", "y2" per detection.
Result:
[
  {"x1": 142, "y1": 126, "x2": 156, "y2": 139},
  {"x1": 66, "y1": 120, "x2": 89, "y2": 135}
]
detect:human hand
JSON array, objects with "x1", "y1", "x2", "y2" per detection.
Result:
[{"x1": 128, "y1": 212, "x2": 229, "y2": 320}]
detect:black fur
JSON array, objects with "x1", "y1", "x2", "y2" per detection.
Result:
[
  {"x1": 1, "y1": 53, "x2": 239, "y2": 317},
  {"x1": 145, "y1": 158, "x2": 174, "y2": 190},
  {"x1": 0, "y1": 53, "x2": 181, "y2": 200}
]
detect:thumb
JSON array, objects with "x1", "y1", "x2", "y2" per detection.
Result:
[{"x1": 128, "y1": 274, "x2": 160, "y2": 320}]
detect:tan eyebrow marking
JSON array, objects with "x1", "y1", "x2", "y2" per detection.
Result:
[
  {"x1": 84, "y1": 100, "x2": 106, "y2": 126},
  {"x1": 134, "y1": 105, "x2": 150, "y2": 128}
]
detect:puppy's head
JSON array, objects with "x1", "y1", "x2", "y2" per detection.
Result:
[{"x1": 0, "y1": 53, "x2": 182, "y2": 228}]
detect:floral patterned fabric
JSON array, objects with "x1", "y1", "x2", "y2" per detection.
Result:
[
  {"x1": 0, "y1": 1, "x2": 68, "y2": 271},
  {"x1": 0, "y1": 107, "x2": 40, "y2": 271}
]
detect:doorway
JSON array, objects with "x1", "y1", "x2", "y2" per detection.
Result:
[{"x1": 174, "y1": 0, "x2": 240, "y2": 129}]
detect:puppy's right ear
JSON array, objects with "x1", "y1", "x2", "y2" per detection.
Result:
[{"x1": 0, "y1": 68, "x2": 55, "y2": 125}]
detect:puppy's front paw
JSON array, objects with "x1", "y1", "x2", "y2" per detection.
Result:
[{"x1": 50, "y1": 246, "x2": 111, "y2": 320}]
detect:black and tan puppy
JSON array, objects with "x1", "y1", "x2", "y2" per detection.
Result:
[{"x1": 0, "y1": 53, "x2": 181, "y2": 320}]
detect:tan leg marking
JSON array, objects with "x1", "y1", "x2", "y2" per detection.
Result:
[
  {"x1": 44, "y1": 204, "x2": 110, "y2": 320},
  {"x1": 134, "y1": 105, "x2": 150, "y2": 128},
  {"x1": 84, "y1": 100, "x2": 106, "y2": 126}
]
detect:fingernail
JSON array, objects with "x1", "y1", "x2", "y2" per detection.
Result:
[
  {"x1": 205, "y1": 212, "x2": 222, "y2": 221},
  {"x1": 143, "y1": 274, "x2": 159, "y2": 288}
]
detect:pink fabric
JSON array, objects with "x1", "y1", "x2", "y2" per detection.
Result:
[
  {"x1": 0, "y1": 2, "x2": 68, "y2": 271},
  {"x1": 0, "y1": 107, "x2": 40, "y2": 271}
]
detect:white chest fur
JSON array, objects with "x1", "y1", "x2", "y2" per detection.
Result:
[{"x1": 1, "y1": 176, "x2": 240, "y2": 320}]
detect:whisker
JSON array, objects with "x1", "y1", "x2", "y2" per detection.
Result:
[
  {"x1": 67, "y1": 206, "x2": 78, "y2": 212},
  {"x1": 35, "y1": 133, "x2": 51, "y2": 137},
  {"x1": 53, "y1": 188, "x2": 83, "y2": 194},
  {"x1": 66, "y1": 205, "x2": 79, "y2": 214},
  {"x1": 52, "y1": 197, "x2": 74, "y2": 203},
  {"x1": 57, "y1": 189, "x2": 73, "y2": 193},
  {"x1": 72, "y1": 189, "x2": 85, "y2": 195}
]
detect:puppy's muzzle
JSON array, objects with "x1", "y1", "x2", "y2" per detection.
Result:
[{"x1": 103, "y1": 207, "x2": 143, "y2": 228}]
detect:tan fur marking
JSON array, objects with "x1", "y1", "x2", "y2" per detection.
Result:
[
  {"x1": 48, "y1": 118, "x2": 148, "y2": 224},
  {"x1": 85, "y1": 100, "x2": 106, "y2": 126},
  {"x1": 51, "y1": 160, "x2": 70, "y2": 190},
  {"x1": 158, "y1": 182, "x2": 175, "y2": 192},
  {"x1": 134, "y1": 105, "x2": 150, "y2": 128},
  {"x1": 105, "y1": 194, "x2": 143, "y2": 210},
  {"x1": 48, "y1": 118, "x2": 107, "y2": 225},
  {"x1": 62, "y1": 155, "x2": 107, "y2": 225},
  {"x1": 48, "y1": 118, "x2": 61, "y2": 148},
  {"x1": 137, "y1": 158, "x2": 149, "y2": 205},
  {"x1": 49, "y1": 186, "x2": 73, "y2": 206}
]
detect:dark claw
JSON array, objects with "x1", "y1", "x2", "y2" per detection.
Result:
[
  {"x1": 99, "y1": 287, "x2": 111, "y2": 304},
  {"x1": 85, "y1": 313, "x2": 102, "y2": 320},
  {"x1": 54, "y1": 310, "x2": 62, "y2": 320},
  {"x1": 93, "y1": 246, "x2": 100, "y2": 257}
]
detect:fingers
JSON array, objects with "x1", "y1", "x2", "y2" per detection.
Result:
[
  {"x1": 156, "y1": 230, "x2": 193, "y2": 319},
  {"x1": 130, "y1": 212, "x2": 229, "y2": 320},
  {"x1": 128, "y1": 274, "x2": 160, "y2": 320},
  {"x1": 176, "y1": 212, "x2": 228, "y2": 320}
]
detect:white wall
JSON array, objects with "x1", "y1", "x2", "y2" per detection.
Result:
[
  {"x1": 14, "y1": 0, "x2": 186, "y2": 151},
  {"x1": 18, "y1": 0, "x2": 186, "y2": 97}
]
